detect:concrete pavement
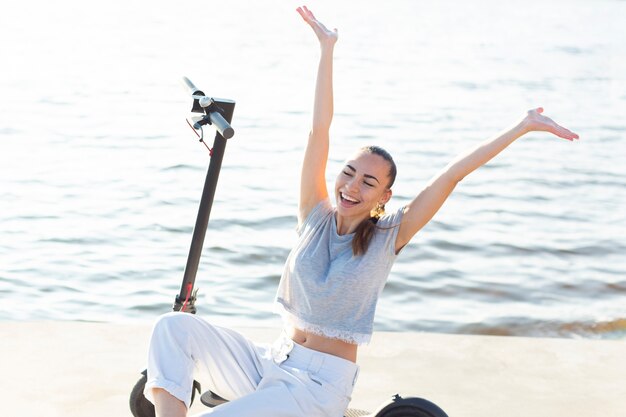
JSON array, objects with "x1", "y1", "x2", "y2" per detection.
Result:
[{"x1": 0, "y1": 321, "x2": 624, "y2": 417}]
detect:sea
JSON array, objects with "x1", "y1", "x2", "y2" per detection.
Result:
[{"x1": 1, "y1": 0, "x2": 625, "y2": 339}]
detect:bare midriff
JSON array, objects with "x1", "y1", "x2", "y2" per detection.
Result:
[{"x1": 286, "y1": 325, "x2": 358, "y2": 363}]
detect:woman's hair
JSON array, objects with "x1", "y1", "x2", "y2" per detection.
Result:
[{"x1": 352, "y1": 146, "x2": 397, "y2": 256}]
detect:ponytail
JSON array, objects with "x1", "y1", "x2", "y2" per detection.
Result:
[{"x1": 352, "y1": 204, "x2": 385, "y2": 256}]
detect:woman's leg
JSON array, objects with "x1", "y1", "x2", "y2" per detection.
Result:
[
  {"x1": 144, "y1": 312, "x2": 356, "y2": 417},
  {"x1": 190, "y1": 339, "x2": 357, "y2": 417},
  {"x1": 144, "y1": 312, "x2": 267, "y2": 411},
  {"x1": 152, "y1": 388, "x2": 187, "y2": 417}
]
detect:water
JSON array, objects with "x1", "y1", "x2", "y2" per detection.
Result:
[{"x1": 1, "y1": 0, "x2": 625, "y2": 339}]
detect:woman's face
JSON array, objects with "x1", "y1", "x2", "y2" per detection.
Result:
[{"x1": 334, "y1": 151, "x2": 392, "y2": 219}]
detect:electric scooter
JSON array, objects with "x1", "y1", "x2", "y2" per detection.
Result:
[{"x1": 128, "y1": 78, "x2": 449, "y2": 417}]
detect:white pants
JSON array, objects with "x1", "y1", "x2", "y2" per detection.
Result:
[{"x1": 144, "y1": 312, "x2": 360, "y2": 417}]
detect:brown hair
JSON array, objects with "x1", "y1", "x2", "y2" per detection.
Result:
[{"x1": 351, "y1": 146, "x2": 397, "y2": 256}]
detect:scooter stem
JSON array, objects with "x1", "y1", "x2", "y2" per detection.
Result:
[{"x1": 174, "y1": 78, "x2": 236, "y2": 312}]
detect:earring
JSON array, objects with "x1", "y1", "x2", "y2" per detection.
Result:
[{"x1": 375, "y1": 203, "x2": 385, "y2": 218}]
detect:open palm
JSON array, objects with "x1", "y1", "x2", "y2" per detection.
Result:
[
  {"x1": 523, "y1": 108, "x2": 579, "y2": 141},
  {"x1": 297, "y1": 6, "x2": 338, "y2": 46}
]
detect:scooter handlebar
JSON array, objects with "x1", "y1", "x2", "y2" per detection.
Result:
[
  {"x1": 182, "y1": 77, "x2": 235, "y2": 139},
  {"x1": 209, "y1": 110, "x2": 235, "y2": 139}
]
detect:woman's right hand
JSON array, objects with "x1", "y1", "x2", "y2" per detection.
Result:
[
  {"x1": 519, "y1": 107, "x2": 580, "y2": 141},
  {"x1": 297, "y1": 5, "x2": 338, "y2": 47}
]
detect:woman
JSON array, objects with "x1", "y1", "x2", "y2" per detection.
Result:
[{"x1": 144, "y1": 6, "x2": 579, "y2": 417}]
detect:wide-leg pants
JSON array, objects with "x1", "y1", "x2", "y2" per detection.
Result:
[{"x1": 144, "y1": 312, "x2": 360, "y2": 417}]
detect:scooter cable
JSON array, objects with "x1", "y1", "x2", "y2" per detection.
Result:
[
  {"x1": 181, "y1": 282, "x2": 194, "y2": 312},
  {"x1": 186, "y1": 118, "x2": 213, "y2": 156}
]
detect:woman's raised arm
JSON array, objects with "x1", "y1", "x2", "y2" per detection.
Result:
[
  {"x1": 296, "y1": 6, "x2": 338, "y2": 224},
  {"x1": 394, "y1": 108, "x2": 580, "y2": 253}
]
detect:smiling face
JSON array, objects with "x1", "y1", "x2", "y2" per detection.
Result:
[{"x1": 334, "y1": 150, "x2": 394, "y2": 221}]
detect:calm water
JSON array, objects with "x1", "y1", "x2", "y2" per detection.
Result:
[{"x1": 1, "y1": 0, "x2": 625, "y2": 339}]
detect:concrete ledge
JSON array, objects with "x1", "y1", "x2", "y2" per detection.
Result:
[{"x1": 1, "y1": 321, "x2": 624, "y2": 417}]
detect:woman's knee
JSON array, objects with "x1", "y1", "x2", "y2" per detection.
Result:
[{"x1": 152, "y1": 311, "x2": 200, "y2": 336}]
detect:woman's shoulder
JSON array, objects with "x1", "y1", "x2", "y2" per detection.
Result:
[{"x1": 297, "y1": 198, "x2": 334, "y2": 235}]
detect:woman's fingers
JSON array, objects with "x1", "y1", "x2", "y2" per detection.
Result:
[
  {"x1": 524, "y1": 107, "x2": 580, "y2": 141},
  {"x1": 558, "y1": 127, "x2": 579, "y2": 141},
  {"x1": 296, "y1": 5, "x2": 338, "y2": 44},
  {"x1": 296, "y1": 7, "x2": 309, "y2": 23},
  {"x1": 303, "y1": 5, "x2": 315, "y2": 20},
  {"x1": 297, "y1": 5, "x2": 316, "y2": 24},
  {"x1": 549, "y1": 122, "x2": 579, "y2": 141},
  {"x1": 296, "y1": 6, "x2": 309, "y2": 21}
]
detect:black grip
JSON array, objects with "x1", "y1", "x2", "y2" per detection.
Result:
[
  {"x1": 182, "y1": 76, "x2": 202, "y2": 96},
  {"x1": 209, "y1": 111, "x2": 235, "y2": 139}
]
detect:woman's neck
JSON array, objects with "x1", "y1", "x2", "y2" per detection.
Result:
[{"x1": 334, "y1": 212, "x2": 368, "y2": 235}]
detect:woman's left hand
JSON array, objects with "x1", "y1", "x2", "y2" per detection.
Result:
[
  {"x1": 520, "y1": 107, "x2": 580, "y2": 141},
  {"x1": 297, "y1": 5, "x2": 338, "y2": 47}
]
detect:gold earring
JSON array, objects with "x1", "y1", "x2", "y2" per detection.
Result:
[{"x1": 376, "y1": 203, "x2": 385, "y2": 218}]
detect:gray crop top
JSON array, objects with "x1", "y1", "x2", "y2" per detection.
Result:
[{"x1": 274, "y1": 198, "x2": 404, "y2": 345}]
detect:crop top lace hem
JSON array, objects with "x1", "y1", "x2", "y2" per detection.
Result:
[{"x1": 274, "y1": 302, "x2": 372, "y2": 345}]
